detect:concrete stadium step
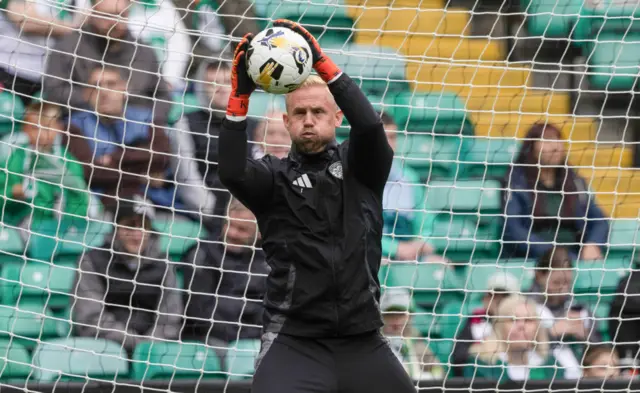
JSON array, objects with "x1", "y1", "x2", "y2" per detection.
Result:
[
  {"x1": 344, "y1": 0, "x2": 444, "y2": 8},
  {"x1": 406, "y1": 63, "x2": 531, "y2": 90},
  {"x1": 354, "y1": 35, "x2": 504, "y2": 60},
  {"x1": 471, "y1": 114, "x2": 597, "y2": 140},
  {"x1": 568, "y1": 144, "x2": 632, "y2": 168},
  {"x1": 462, "y1": 92, "x2": 570, "y2": 115},
  {"x1": 349, "y1": 7, "x2": 470, "y2": 36}
]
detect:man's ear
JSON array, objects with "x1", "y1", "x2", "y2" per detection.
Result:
[
  {"x1": 334, "y1": 110, "x2": 343, "y2": 127},
  {"x1": 282, "y1": 112, "x2": 289, "y2": 129}
]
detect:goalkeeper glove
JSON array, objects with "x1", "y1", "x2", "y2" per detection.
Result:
[
  {"x1": 273, "y1": 19, "x2": 342, "y2": 84},
  {"x1": 226, "y1": 33, "x2": 256, "y2": 121}
]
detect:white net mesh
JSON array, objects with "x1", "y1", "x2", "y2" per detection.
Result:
[{"x1": 0, "y1": 0, "x2": 636, "y2": 388}]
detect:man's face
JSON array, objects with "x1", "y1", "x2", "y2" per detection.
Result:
[
  {"x1": 116, "y1": 216, "x2": 149, "y2": 255},
  {"x1": 258, "y1": 115, "x2": 291, "y2": 158},
  {"x1": 283, "y1": 85, "x2": 342, "y2": 154},
  {"x1": 86, "y1": 69, "x2": 126, "y2": 117},
  {"x1": 90, "y1": 0, "x2": 130, "y2": 39},
  {"x1": 382, "y1": 311, "x2": 410, "y2": 336},
  {"x1": 537, "y1": 269, "x2": 572, "y2": 306},
  {"x1": 224, "y1": 208, "x2": 257, "y2": 253},
  {"x1": 205, "y1": 66, "x2": 231, "y2": 111}
]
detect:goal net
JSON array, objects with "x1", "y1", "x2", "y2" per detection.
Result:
[{"x1": 0, "y1": 0, "x2": 636, "y2": 389}]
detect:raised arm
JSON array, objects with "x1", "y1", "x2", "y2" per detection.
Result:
[
  {"x1": 218, "y1": 34, "x2": 274, "y2": 213},
  {"x1": 273, "y1": 20, "x2": 393, "y2": 193}
]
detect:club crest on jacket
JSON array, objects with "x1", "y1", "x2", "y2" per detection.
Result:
[{"x1": 329, "y1": 161, "x2": 343, "y2": 179}]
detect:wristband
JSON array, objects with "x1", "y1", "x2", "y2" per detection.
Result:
[
  {"x1": 226, "y1": 95, "x2": 250, "y2": 120},
  {"x1": 314, "y1": 56, "x2": 342, "y2": 84}
]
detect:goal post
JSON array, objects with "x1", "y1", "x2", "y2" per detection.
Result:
[{"x1": 0, "y1": 0, "x2": 636, "y2": 389}]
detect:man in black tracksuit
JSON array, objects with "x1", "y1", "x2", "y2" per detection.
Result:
[{"x1": 218, "y1": 20, "x2": 416, "y2": 393}]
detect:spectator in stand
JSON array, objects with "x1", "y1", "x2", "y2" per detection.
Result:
[
  {"x1": 380, "y1": 288, "x2": 445, "y2": 381},
  {"x1": 0, "y1": 0, "x2": 85, "y2": 105},
  {"x1": 65, "y1": 66, "x2": 175, "y2": 211},
  {"x1": 451, "y1": 272, "x2": 521, "y2": 376},
  {"x1": 72, "y1": 198, "x2": 183, "y2": 354},
  {"x1": 172, "y1": 59, "x2": 256, "y2": 217},
  {"x1": 466, "y1": 294, "x2": 581, "y2": 382},
  {"x1": 0, "y1": 101, "x2": 102, "y2": 238},
  {"x1": 379, "y1": 112, "x2": 438, "y2": 262},
  {"x1": 251, "y1": 111, "x2": 291, "y2": 159},
  {"x1": 582, "y1": 344, "x2": 622, "y2": 379},
  {"x1": 502, "y1": 123, "x2": 608, "y2": 260},
  {"x1": 609, "y1": 269, "x2": 640, "y2": 367},
  {"x1": 528, "y1": 247, "x2": 601, "y2": 350},
  {"x1": 182, "y1": 199, "x2": 268, "y2": 355},
  {"x1": 43, "y1": 0, "x2": 172, "y2": 125},
  {"x1": 127, "y1": 0, "x2": 191, "y2": 93}
]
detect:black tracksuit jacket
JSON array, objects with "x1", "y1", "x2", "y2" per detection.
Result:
[{"x1": 218, "y1": 73, "x2": 393, "y2": 337}]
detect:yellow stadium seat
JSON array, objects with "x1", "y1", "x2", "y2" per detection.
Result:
[
  {"x1": 344, "y1": 0, "x2": 444, "y2": 8},
  {"x1": 470, "y1": 114, "x2": 597, "y2": 140},
  {"x1": 567, "y1": 144, "x2": 632, "y2": 168},
  {"x1": 355, "y1": 35, "x2": 504, "y2": 60},
  {"x1": 462, "y1": 91, "x2": 570, "y2": 115},
  {"x1": 406, "y1": 63, "x2": 531, "y2": 92},
  {"x1": 349, "y1": 7, "x2": 470, "y2": 36}
]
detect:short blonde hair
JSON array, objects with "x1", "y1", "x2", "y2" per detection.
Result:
[{"x1": 284, "y1": 75, "x2": 335, "y2": 112}]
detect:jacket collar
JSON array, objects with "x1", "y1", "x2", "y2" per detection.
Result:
[{"x1": 289, "y1": 140, "x2": 338, "y2": 167}]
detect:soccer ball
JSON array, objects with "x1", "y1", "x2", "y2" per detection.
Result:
[{"x1": 246, "y1": 26, "x2": 313, "y2": 95}]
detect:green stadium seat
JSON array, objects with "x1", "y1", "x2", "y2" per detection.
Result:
[
  {"x1": 0, "y1": 91, "x2": 24, "y2": 136},
  {"x1": 432, "y1": 300, "x2": 482, "y2": 339},
  {"x1": 328, "y1": 44, "x2": 408, "y2": 94},
  {"x1": 607, "y1": 219, "x2": 640, "y2": 260},
  {"x1": 264, "y1": 2, "x2": 354, "y2": 47},
  {"x1": 462, "y1": 262, "x2": 536, "y2": 303},
  {"x1": 0, "y1": 303, "x2": 62, "y2": 348},
  {"x1": 0, "y1": 262, "x2": 76, "y2": 309},
  {"x1": 428, "y1": 218, "x2": 499, "y2": 261},
  {"x1": 131, "y1": 341, "x2": 223, "y2": 381},
  {"x1": 383, "y1": 91, "x2": 472, "y2": 136},
  {"x1": 31, "y1": 337, "x2": 128, "y2": 381},
  {"x1": 0, "y1": 339, "x2": 31, "y2": 381},
  {"x1": 168, "y1": 93, "x2": 201, "y2": 125},
  {"x1": 153, "y1": 219, "x2": 206, "y2": 261},
  {"x1": 397, "y1": 134, "x2": 464, "y2": 179},
  {"x1": 0, "y1": 226, "x2": 24, "y2": 264},
  {"x1": 460, "y1": 138, "x2": 520, "y2": 179},
  {"x1": 521, "y1": 0, "x2": 583, "y2": 39},
  {"x1": 226, "y1": 339, "x2": 260, "y2": 380},
  {"x1": 573, "y1": 258, "x2": 630, "y2": 296},
  {"x1": 26, "y1": 219, "x2": 111, "y2": 264},
  {"x1": 248, "y1": 91, "x2": 287, "y2": 120},
  {"x1": 411, "y1": 305, "x2": 436, "y2": 337},
  {"x1": 574, "y1": 2, "x2": 640, "y2": 90},
  {"x1": 382, "y1": 262, "x2": 464, "y2": 307}
]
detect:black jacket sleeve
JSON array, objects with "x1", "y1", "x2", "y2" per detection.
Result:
[
  {"x1": 329, "y1": 74, "x2": 393, "y2": 194},
  {"x1": 182, "y1": 244, "x2": 220, "y2": 339},
  {"x1": 218, "y1": 119, "x2": 274, "y2": 213}
]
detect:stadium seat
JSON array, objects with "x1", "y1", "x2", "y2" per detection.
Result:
[
  {"x1": 0, "y1": 226, "x2": 25, "y2": 264},
  {"x1": 521, "y1": 0, "x2": 583, "y2": 39},
  {"x1": 264, "y1": 2, "x2": 354, "y2": 47},
  {"x1": 425, "y1": 179, "x2": 502, "y2": 223},
  {"x1": 428, "y1": 218, "x2": 499, "y2": 262},
  {"x1": 328, "y1": 44, "x2": 409, "y2": 94},
  {"x1": 31, "y1": 337, "x2": 128, "y2": 381},
  {"x1": 432, "y1": 300, "x2": 482, "y2": 339},
  {"x1": 0, "y1": 90, "x2": 24, "y2": 136},
  {"x1": 247, "y1": 91, "x2": 287, "y2": 119},
  {"x1": 0, "y1": 262, "x2": 76, "y2": 309},
  {"x1": 574, "y1": 3, "x2": 640, "y2": 90},
  {"x1": 168, "y1": 93, "x2": 200, "y2": 126},
  {"x1": 459, "y1": 137, "x2": 520, "y2": 179},
  {"x1": 382, "y1": 262, "x2": 464, "y2": 307},
  {"x1": 26, "y1": 219, "x2": 111, "y2": 264},
  {"x1": 131, "y1": 341, "x2": 223, "y2": 381},
  {"x1": 226, "y1": 339, "x2": 260, "y2": 380},
  {"x1": 607, "y1": 219, "x2": 640, "y2": 260},
  {"x1": 383, "y1": 91, "x2": 472, "y2": 136},
  {"x1": 0, "y1": 339, "x2": 31, "y2": 381},
  {"x1": 0, "y1": 303, "x2": 62, "y2": 349},
  {"x1": 462, "y1": 262, "x2": 536, "y2": 303},
  {"x1": 153, "y1": 219, "x2": 206, "y2": 261},
  {"x1": 398, "y1": 134, "x2": 464, "y2": 179},
  {"x1": 573, "y1": 258, "x2": 630, "y2": 296}
]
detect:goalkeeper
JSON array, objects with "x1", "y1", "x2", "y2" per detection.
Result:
[{"x1": 218, "y1": 21, "x2": 416, "y2": 393}]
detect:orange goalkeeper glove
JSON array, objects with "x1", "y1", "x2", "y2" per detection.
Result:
[{"x1": 226, "y1": 33, "x2": 256, "y2": 121}]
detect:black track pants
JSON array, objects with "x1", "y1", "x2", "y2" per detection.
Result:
[{"x1": 251, "y1": 331, "x2": 417, "y2": 393}]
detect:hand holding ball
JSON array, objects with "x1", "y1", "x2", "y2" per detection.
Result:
[{"x1": 246, "y1": 26, "x2": 313, "y2": 94}]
